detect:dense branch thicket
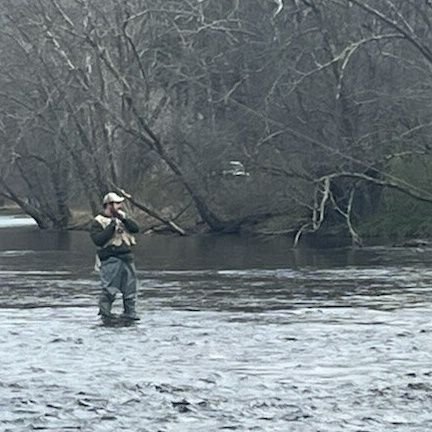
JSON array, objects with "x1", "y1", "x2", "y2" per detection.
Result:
[{"x1": 1, "y1": 0, "x2": 432, "y2": 243}]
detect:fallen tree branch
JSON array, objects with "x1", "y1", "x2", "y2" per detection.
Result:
[
  {"x1": 293, "y1": 178, "x2": 331, "y2": 247},
  {"x1": 330, "y1": 187, "x2": 363, "y2": 246},
  {"x1": 0, "y1": 180, "x2": 50, "y2": 229},
  {"x1": 294, "y1": 166, "x2": 432, "y2": 247},
  {"x1": 317, "y1": 172, "x2": 432, "y2": 204},
  {"x1": 111, "y1": 185, "x2": 186, "y2": 236}
]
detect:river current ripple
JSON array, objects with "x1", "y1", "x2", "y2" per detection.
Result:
[{"x1": 1, "y1": 231, "x2": 432, "y2": 431}]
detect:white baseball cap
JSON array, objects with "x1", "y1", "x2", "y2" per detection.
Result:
[{"x1": 102, "y1": 192, "x2": 125, "y2": 205}]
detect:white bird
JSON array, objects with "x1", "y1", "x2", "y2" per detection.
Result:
[{"x1": 223, "y1": 161, "x2": 250, "y2": 176}]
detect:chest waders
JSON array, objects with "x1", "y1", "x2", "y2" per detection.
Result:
[{"x1": 99, "y1": 257, "x2": 138, "y2": 320}]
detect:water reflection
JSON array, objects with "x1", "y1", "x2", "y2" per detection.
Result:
[
  {"x1": 0, "y1": 215, "x2": 36, "y2": 228},
  {"x1": 1, "y1": 226, "x2": 432, "y2": 431}
]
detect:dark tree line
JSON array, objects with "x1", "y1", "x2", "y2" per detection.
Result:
[{"x1": 1, "y1": 0, "x2": 432, "y2": 243}]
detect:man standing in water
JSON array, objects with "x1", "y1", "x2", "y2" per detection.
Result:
[{"x1": 90, "y1": 192, "x2": 140, "y2": 322}]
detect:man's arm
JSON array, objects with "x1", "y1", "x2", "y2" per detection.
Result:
[
  {"x1": 90, "y1": 219, "x2": 116, "y2": 246},
  {"x1": 121, "y1": 217, "x2": 139, "y2": 234},
  {"x1": 115, "y1": 210, "x2": 139, "y2": 233}
]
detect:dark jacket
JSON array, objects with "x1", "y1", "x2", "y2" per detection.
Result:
[{"x1": 90, "y1": 213, "x2": 139, "y2": 262}]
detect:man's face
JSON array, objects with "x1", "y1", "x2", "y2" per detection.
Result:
[
  {"x1": 106, "y1": 201, "x2": 122, "y2": 216},
  {"x1": 112, "y1": 202, "x2": 123, "y2": 213}
]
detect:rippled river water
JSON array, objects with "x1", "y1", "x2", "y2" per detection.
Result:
[{"x1": 1, "y1": 216, "x2": 432, "y2": 431}]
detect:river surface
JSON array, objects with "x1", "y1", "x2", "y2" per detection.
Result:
[{"x1": 1, "y1": 216, "x2": 432, "y2": 431}]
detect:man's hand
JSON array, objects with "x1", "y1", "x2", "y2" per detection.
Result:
[
  {"x1": 116, "y1": 210, "x2": 126, "y2": 219},
  {"x1": 111, "y1": 209, "x2": 126, "y2": 220},
  {"x1": 115, "y1": 210, "x2": 126, "y2": 220}
]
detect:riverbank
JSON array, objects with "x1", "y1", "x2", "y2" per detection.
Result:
[
  {"x1": 0, "y1": 206, "x2": 25, "y2": 216},
  {"x1": 2, "y1": 205, "x2": 431, "y2": 249}
]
